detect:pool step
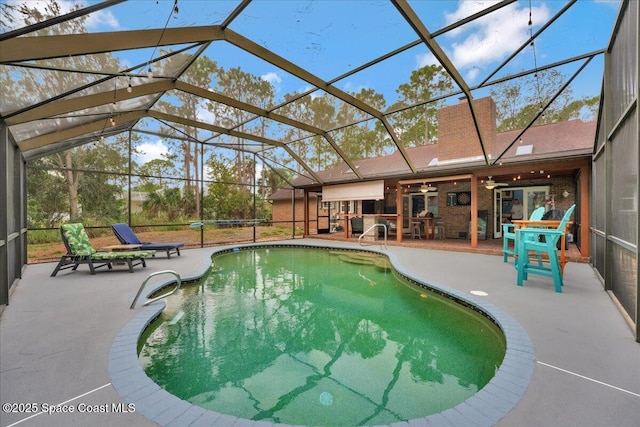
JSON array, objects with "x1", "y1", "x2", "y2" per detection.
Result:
[
  {"x1": 373, "y1": 257, "x2": 392, "y2": 271},
  {"x1": 331, "y1": 251, "x2": 391, "y2": 271},
  {"x1": 337, "y1": 254, "x2": 373, "y2": 265}
]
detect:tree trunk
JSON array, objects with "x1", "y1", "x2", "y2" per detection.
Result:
[{"x1": 64, "y1": 152, "x2": 80, "y2": 221}]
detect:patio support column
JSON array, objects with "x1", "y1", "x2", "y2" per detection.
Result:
[
  {"x1": 200, "y1": 139, "x2": 205, "y2": 246},
  {"x1": 252, "y1": 152, "x2": 257, "y2": 242},
  {"x1": 470, "y1": 176, "x2": 478, "y2": 248},
  {"x1": 291, "y1": 190, "x2": 296, "y2": 239},
  {"x1": 303, "y1": 189, "x2": 309, "y2": 237},
  {"x1": 127, "y1": 131, "x2": 133, "y2": 227},
  {"x1": 396, "y1": 182, "x2": 403, "y2": 243},
  {"x1": 579, "y1": 165, "x2": 590, "y2": 258},
  {"x1": 0, "y1": 123, "x2": 8, "y2": 307},
  {"x1": 343, "y1": 201, "x2": 349, "y2": 238}
]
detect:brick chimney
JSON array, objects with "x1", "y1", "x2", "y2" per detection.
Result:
[{"x1": 437, "y1": 96, "x2": 496, "y2": 164}]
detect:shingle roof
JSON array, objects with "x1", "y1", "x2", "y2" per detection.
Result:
[
  {"x1": 494, "y1": 120, "x2": 595, "y2": 159},
  {"x1": 283, "y1": 119, "x2": 595, "y2": 191},
  {"x1": 269, "y1": 188, "x2": 306, "y2": 201}
]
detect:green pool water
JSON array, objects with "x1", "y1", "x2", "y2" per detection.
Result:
[{"x1": 139, "y1": 247, "x2": 506, "y2": 426}]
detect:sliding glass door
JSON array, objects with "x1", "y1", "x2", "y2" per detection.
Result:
[{"x1": 493, "y1": 186, "x2": 550, "y2": 238}]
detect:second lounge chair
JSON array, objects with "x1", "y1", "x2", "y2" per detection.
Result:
[{"x1": 112, "y1": 223, "x2": 184, "y2": 258}]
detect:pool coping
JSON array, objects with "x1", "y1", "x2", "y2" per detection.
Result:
[{"x1": 108, "y1": 241, "x2": 535, "y2": 427}]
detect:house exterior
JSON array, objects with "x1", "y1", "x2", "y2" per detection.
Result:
[
  {"x1": 269, "y1": 96, "x2": 592, "y2": 256},
  {"x1": 270, "y1": 188, "x2": 317, "y2": 229}
]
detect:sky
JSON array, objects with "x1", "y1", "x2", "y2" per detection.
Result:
[
  {"x1": 10, "y1": 0, "x2": 619, "y2": 96},
  {"x1": 3, "y1": 0, "x2": 623, "y2": 165}
]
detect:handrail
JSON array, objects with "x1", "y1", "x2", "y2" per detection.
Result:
[
  {"x1": 359, "y1": 224, "x2": 387, "y2": 250},
  {"x1": 130, "y1": 270, "x2": 182, "y2": 309}
]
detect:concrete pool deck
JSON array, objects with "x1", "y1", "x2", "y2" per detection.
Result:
[{"x1": 1, "y1": 239, "x2": 639, "y2": 427}]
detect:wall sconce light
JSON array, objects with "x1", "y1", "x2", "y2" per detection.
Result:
[{"x1": 562, "y1": 189, "x2": 570, "y2": 198}]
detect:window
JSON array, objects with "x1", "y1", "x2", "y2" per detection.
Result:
[{"x1": 334, "y1": 201, "x2": 357, "y2": 214}]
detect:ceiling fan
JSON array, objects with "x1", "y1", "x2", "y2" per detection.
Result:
[
  {"x1": 483, "y1": 176, "x2": 509, "y2": 190},
  {"x1": 420, "y1": 182, "x2": 437, "y2": 193}
]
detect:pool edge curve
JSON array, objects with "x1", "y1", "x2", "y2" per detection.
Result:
[{"x1": 109, "y1": 240, "x2": 535, "y2": 427}]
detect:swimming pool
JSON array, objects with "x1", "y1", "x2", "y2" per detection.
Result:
[
  {"x1": 137, "y1": 246, "x2": 507, "y2": 426},
  {"x1": 109, "y1": 242, "x2": 535, "y2": 426}
]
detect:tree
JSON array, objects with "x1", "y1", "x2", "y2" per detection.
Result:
[
  {"x1": 156, "y1": 54, "x2": 218, "y2": 219},
  {"x1": 142, "y1": 187, "x2": 185, "y2": 221},
  {"x1": 258, "y1": 166, "x2": 292, "y2": 199},
  {"x1": 333, "y1": 88, "x2": 388, "y2": 160},
  {"x1": 26, "y1": 166, "x2": 69, "y2": 227},
  {"x1": 7, "y1": 0, "x2": 127, "y2": 223},
  {"x1": 135, "y1": 159, "x2": 178, "y2": 192},
  {"x1": 491, "y1": 69, "x2": 599, "y2": 131},
  {"x1": 209, "y1": 66, "x2": 276, "y2": 187},
  {"x1": 388, "y1": 65, "x2": 454, "y2": 146},
  {"x1": 31, "y1": 136, "x2": 128, "y2": 223},
  {"x1": 204, "y1": 152, "x2": 256, "y2": 219}
]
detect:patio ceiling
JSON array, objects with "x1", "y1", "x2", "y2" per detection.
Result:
[{"x1": 0, "y1": 0, "x2": 618, "y2": 185}]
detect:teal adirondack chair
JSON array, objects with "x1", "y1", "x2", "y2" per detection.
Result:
[
  {"x1": 516, "y1": 204, "x2": 576, "y2": 292},
  {"x1": 503, "y1": 206, "x2": 546, "y2": 263}
]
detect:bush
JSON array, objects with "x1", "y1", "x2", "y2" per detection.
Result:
[{"x1": 27, "y1": 229, "x2": 60, "y2": 245}]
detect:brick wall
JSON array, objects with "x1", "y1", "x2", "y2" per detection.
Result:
[
  {"x1": 436, "y1": 181, "x2": 492, "y2": 239},
  {"x1": 435, "y1": 176, "x2": 577, "y2": 239},
  {"x1": 437, "y1": 97, "x2": 496, "y2": 163},
  {"x1": 272, "y1": 193, "x2": 319, "y2": 228}
]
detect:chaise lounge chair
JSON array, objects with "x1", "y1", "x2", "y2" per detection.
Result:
[
  {"x1": 111, "y1": 223, "x2": 184, "y2": 258},
  {"x1": 51, "y1": 223, "x2": 156, "y2": 276}
]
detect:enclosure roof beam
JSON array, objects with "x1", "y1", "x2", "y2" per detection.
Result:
[
  {"x1": 222, "y1": 28, "x2": 417, "y2": 174},
  {"x1": 0, "y1": 26, "x2": 224, "y2": 63},
  {"x1": 5, "y1": 80, "x2": 174, "y2": 125},
  {"x1": 392, "y1": 0, "x2": 491, "y2": 165},
  {"x1": 149, "y1": 111, "x2": 325, "y2": 184},
  {"x1": 18, "y1": 110, "x2": 146, "y2": 152}
]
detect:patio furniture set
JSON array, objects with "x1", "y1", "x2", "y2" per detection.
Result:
[
  {"x1": 503, "y1": 204, "x2": 576, "y2": 293},
  {"x1": 50, "y1": 223, "x2": 184, "y2": 276}
]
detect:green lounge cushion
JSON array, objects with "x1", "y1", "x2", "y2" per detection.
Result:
[{"x1": 91, "y1": 250, "x2": 156, "y2": 260}]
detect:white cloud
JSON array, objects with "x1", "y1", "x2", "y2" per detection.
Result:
[
  {"x1": 442, "y1": 1, "x2": 550, "y2": 80},
  {"x1": 416, "y1": 52, "x2": 438, "y2": 69},
  {"x1": 444, "y1": 1, "x2": 502, "y2": 36},
  {"x1": 135, "y1": 140, "x2": 168, "y2": 164},
  {"x1": 261, "y1": 72, "x2": 283, "y2": 94},
  {"x1": 261, "y1": 72, "x2": 282, "y2": 85},
  {"x1": 196, "y1": 105, "x2": 215, "y2": 124},
  {"x1": 85, "y1": 9, "x2": 119, "y2": 30},
  {"x1": 465, "y1": 67, "x2": 481, "y2": 82},
  {"x1": 341, "y1": 81, "x2": 369, "y2": 94}
]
